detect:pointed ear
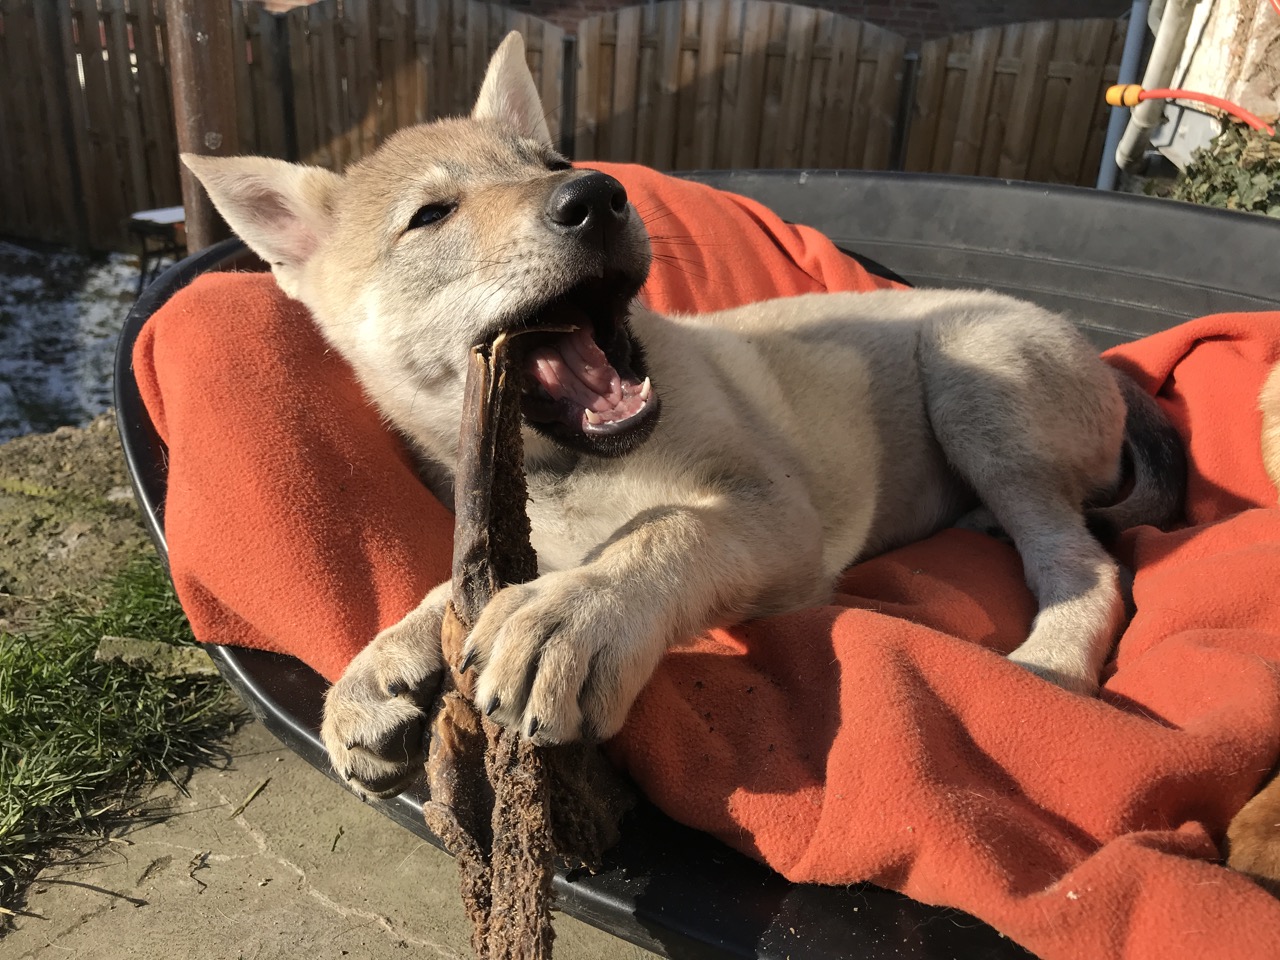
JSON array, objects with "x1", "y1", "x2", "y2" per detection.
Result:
[
  {"x1": 471, "y1": 31, "x2": 552, "y2": 147},
  {"x1": 181, "y1": 153, "x2": 343, "y2": 297}
]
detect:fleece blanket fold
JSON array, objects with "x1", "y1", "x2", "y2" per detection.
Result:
[{"x1": 135, "y1": 163, "x2": 1280, "y2": 959}]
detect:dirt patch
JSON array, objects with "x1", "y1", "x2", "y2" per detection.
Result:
[{"x1": 0, "y1": 413, "x2": 149, "y2": 629}]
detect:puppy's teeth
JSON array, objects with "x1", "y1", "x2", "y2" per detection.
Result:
[
  {"x1": 639, "y1": 377, "x2": 652, "y2": 400},
  {"x1": 584, "y1": 409, "x2": 603, "y2": 425}
]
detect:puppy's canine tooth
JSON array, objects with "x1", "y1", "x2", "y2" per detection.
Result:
[{"x1": 186, "y1": 31, "x2": 1186, "y2": 781}]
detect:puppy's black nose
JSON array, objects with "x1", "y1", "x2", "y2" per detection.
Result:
[{"x1": 546, "y1": 172, "x2": 628, "y2": 241}]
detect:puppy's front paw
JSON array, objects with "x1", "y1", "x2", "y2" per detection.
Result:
[
  {"x1": 321, "y1": 607, "x2": 445, "y2": 798},
  {"x1": 463, "y1": 571, "x2": 666, "y2": 745}
]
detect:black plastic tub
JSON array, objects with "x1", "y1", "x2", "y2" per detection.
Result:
[{"x1": 114, "y1": 171, "x2": 1280, "y2": 960}]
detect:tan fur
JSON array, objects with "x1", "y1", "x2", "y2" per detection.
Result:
[
  {"x1": 1259, "y1": 363, "x2": 1280, "y2": 493},
  {"x1": 1224, "y1": 364, "x2": 1280, "y2": 894},
  {"x1": 185, "y1": 33, "x2": 1169, "y2": 798}
]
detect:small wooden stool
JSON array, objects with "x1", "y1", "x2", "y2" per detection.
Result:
[{"x1": 127, "y1": 206, "x2": 187, "y2": 296}]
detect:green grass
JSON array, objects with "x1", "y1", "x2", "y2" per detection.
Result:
[{"x1": 0, "y1": 556, "x2": 242, "y2": 914}]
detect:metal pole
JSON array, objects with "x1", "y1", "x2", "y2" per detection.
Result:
[
  {"x1": 165, "y1": 0, "x2": 241, "y2": 250},
  {"x1": 1097, "y1": 0, "x2": 1150, "y2": 190}
]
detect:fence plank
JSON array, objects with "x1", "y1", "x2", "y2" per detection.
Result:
[
  {"x1": 730, "y1": 0, "x2": 769, "y2": 168},
  {"x1": 632, "y1": 2, "x2": 658, "y2": 166},
  {"x1": 753, "y1": 2, "x2": 787, "y2": 166},
  {"x1": 58, "y1": 0, "x2": 99, "y2": 241},
  {"x1": 229, "y1": 0, "x2": 259, "y2": 158},
  {"x1": 77, "y1": 0, "x2": 132, "y2": 246},
  {"x1": 102, "y1": 0, "x2": 149, "y2": 211},
  {"x1": 976, "y1": 24, "x2": 1019, "y2": 178},
  {"x1": 904, "y1": 34, "x2": 945, "y2": 172},
  {"x1": 137, "y1": 0, "x2": 181, "y2": 200},
  {"x1": 671, "y1": 0, "x2": 698, "y2": 168},
  {"x1": 252, "y1": 5, "x2": 292, "y2": 158},
  {"x1": 609, "y1": 5, "x2": 640, "y2": 160},
  {"x1": 775, "y1": 4, "x2": 815, "y2": 168},
  {"x1": 575, "y1": 11, "x2": 600, "y2": 159},
  {"x1": 34, "y1": 0, "x2": 85, "y2": 237},
  {"x1": 930, "y1": 34, "x2": 969, "y2": 173},
  {"x1": 861, "y1": 23, "x2": 904, "y2": 169},
  {"x1": 538, "y1": 19, "x2": 563, "y2": 146},
  {"x1": 710, "y1": 0, "x2": 741, "y2": 168},
  {"x1": 817, "y1": 15, "x2": 858, "y2": 169},
  {"x1": 24, "y1": 0, "x2": 61, "y2": 234},
  {"x1": 0, "y1": 0, "x2": 37, "y2": 236},
  {"x1": 287, "y1": 5, "x2": 317, "y2": 162},
  {"x1": 413, "y1": 0, "x2": 434, "y2": 124},
  {"x1": 690, "y1": 0, "x2": 725, "y2": 168},
  {"x1": 313, "y1": 1, "x2": 344, "y2": 167},
  {"x1": 797, "y1": 8, "x2": 832, "y2": 165},
  {"x1": 341, "y1": 0, "x2": 373, "y2": 158},
  {"x1": 1051, "y1": 18, "x2": 1115, "y2": 184},
  {"x1": 1080, "y1": 21, "x2": 1126, "y2": 187},
  {"x1": 949, "y1": 26, "x2": 1001, "y2": 174},
  {"x1": 997, "y1": 19, "x2": 1054, "y2": 180},
  {"x1": 0, "y1": 1, "x2": 19, "y2": 234},
  {"x1": 645, "y1": 1, "x2": 677, "y2": 168}
]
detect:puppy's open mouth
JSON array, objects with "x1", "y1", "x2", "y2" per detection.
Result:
[{"x1": 503, "y1": 277, "x2": 659, "y2": 453}]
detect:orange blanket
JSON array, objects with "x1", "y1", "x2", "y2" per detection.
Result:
[{"x1": 135, "y1": 165, "x2": 1280, "y2": 959}]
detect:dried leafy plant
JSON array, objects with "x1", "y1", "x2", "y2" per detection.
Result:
[{"x1": 1166, "y1": 124, "x2": 1280, "y2": 217}]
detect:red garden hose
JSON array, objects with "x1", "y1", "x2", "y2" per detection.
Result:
[
  {"x1": 1106, "y1": 84, "x2": 1276, "y2": 136},
  {"x1": 1105, "y1": 85, "x2": 1274, "y2": 138}
]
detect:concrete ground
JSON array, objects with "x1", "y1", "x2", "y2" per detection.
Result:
[{"x1": 3, "y1": 720, "x2": 657, "y2": 960}]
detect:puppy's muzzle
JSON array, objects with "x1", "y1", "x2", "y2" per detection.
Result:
[{"x1": 546, "y1": 172, "x2": 629, "y2": 247}]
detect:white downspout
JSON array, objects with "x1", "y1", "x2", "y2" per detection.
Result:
[{"x1": 1114, "y1": 0, "x2": 1200, "y2": 172}]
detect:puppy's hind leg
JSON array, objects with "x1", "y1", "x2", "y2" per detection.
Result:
[
  {"x1": 976, "y1": 489, "x2": 1125, "y2": 694},
  {"x1": 919, "y1": 306, "x2": 1127, "y2": 693}
]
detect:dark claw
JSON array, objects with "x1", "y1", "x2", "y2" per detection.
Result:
[
  {"x1": 460, "y1": 647, "x2": 478, "y2": 674},
  {"x1": 485, "y1": 694, "x2": 501, "y2": 716},
  {"x1": 343, "y1": 739, "x2": 358, "y2": 752},
  {"x1": 527, "y1": 716, "x2": 540, "y2": 737}
]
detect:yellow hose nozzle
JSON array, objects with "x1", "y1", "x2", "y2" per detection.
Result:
[{"x1": 1106, "y1": 84, "x2": 1144, "y2": 107}]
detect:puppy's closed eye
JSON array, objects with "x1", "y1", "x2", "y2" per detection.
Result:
[{"x1": 407, "y1": 202, "x2": 457, "y2": 231}]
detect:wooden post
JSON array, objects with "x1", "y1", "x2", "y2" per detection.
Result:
[{"x1": 165, "y1": 0, "x2": 241, "y2": 250}]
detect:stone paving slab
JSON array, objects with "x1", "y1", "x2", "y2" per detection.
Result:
[{"x1": 3, "y1": 721, "x2": 657, "y2": 960}]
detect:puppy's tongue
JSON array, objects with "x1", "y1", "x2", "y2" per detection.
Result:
[{"x1": 525, "y1": 326, "x2": 652, "y2": 434}]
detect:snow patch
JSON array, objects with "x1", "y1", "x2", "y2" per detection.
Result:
[{"x1": 0, "y1": 242, "x2": 140, "y2": 442}]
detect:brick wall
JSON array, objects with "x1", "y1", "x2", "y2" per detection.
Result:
[{"x1": 503, "y1": 0, "x2": 1130, "y2": 43}]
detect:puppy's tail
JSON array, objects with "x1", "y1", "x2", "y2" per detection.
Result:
[{"x1": 1085, "y1": 371, "x2": 1186, "y2": 541}]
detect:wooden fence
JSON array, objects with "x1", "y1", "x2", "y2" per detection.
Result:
[
  {"x1": 574, "y1": 2, "x2": 905, "y2": 171},
  {"x1": 0, "y1": 0, "x2": 1127, "y2": 251},
  {"x1": 905, "y1": 18, "x2": 1125, "y2": 183},
  {"x1": 0, "y1": 0, "x2": 180, "y2": 249}
]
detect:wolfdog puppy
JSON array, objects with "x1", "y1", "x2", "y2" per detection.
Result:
[{"x1": 185, "y1": 32, "x2": 1184, "y2": 797}]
